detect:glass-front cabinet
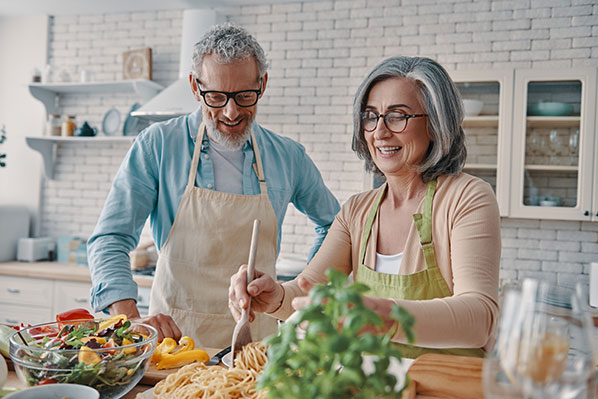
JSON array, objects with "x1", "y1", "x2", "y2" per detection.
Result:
[
  {"x1": 510, "y1": 68, "x2": 597, "y2": 221},
  {"x1": 449, "y1": 70, "x2": 514, "y2": 216}
]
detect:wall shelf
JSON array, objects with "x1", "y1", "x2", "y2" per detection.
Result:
[
  {"x1": 526, "y1": 116, "x2": 580, "y2": 128},
  {"x1": 26, "y1": 136, "x2": 136, "y2": 179},
  {"x1": 462, "y1": 115, "x2": 499, "y2": 128},
  {"x1": 463, "y1": 163, "x2": 497, "y2": 170},
  {"x1": 28, "y1": 80, "x2": 164, "y2": 115},
  {"x1": 524, "y1": 164, "x2": 578, "y2": 172}
]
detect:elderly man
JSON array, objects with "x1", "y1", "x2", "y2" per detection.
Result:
[{"x1": 88, "y1": 23, "x2": 339, "y2": 347}]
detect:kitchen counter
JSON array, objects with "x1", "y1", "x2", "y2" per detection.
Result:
[{"x1": 0, "y1": 261, "x2": 153, "y2": 287}]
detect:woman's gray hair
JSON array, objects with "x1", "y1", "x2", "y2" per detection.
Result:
[
  {"x1": 192, "y1": 23, "x2": 268, "y2": 81},
  {"x1": 352, "y1": 56, "x2": 466, "y2": 182}
]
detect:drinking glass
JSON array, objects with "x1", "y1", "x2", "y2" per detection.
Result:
[
  {"x1": 549, "y1": 130, "x2": 562, "y2": 165},
  {"x1": 569, "y1": 129, "x2": 579, "y2": 166},
  {"x1": 483, "y1": 279, "x2": 595, "y2": 399}
]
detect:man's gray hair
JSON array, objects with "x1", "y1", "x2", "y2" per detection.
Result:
[
  {"x1": 192, "y1": 23, "x2": 268, "y2": 81},
  {"x1": 352, "y1": 56, "x2": 467, "y2": 182}
]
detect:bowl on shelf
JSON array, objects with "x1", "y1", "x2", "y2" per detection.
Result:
[
  {"x1": 462, "y1": 99, "x2": 484, "y2": 116},
  {"x1": 9, "y1": 318, "x2": 157, "y2": 399},
  {"x1": 527, "y1": 102, "x2": 574, "y2": 116},
  {"x1": 4, "y1": 383, "x2": 99, "y2": 399},
  {"x1": 539, "y1": 196, "x2": 561, "y2": 207}
]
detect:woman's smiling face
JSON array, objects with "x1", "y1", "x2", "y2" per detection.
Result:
[{"x1": 364, "y1": 77, "x2": 431, "y2": 178}]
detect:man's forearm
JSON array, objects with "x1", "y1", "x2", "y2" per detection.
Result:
[{"x1": 108, "y1": 299, "x2": 141, "y2": 318}]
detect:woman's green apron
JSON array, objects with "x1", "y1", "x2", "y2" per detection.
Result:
[{"x1": 355, "y1": 180, "x2": 485, "y2": 359}]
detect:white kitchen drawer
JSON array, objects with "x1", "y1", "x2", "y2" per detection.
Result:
[
  {"x1": 0, "y1": 302, "x2": 52, "y2": 325},
  {"x1": 0, "y1": 276, "x2": 53, "y2": 306},
  {"x1": 137, "y1": 286, "x2": 151, "y2": 308},
  {"x1": 53, "y1": 280, "x2": 103, "y2": 318}
]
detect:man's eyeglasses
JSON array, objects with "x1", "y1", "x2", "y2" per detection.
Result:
[
  {"x1": 195, "y1": 78, "x2": 262, "y2": 108},
  {"x1": 361, "y1": 110, "x2": 427, "y2": 134}
]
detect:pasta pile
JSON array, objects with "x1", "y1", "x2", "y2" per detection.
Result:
[{"x1": 151, "y1": 342, "x2": 268, "y2": 399}]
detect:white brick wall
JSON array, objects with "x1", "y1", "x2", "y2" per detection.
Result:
[{"x1": 42, "y1": 0, "x2": 598, "y2": 290}]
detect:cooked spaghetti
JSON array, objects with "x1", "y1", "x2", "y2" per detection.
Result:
[{"x1": 151, "y1": 342, "x2": 268, "y2": 399}]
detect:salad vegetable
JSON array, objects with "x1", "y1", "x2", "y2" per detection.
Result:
[
  {"x1": 11, "y1": 318, "x2": 155, "y2": 398},
  {"x1": 259, "y1": 269, "x2": 415, "y2": 399},
  {"x1": 151, "y1": 336, "x2": 209, "y2": 370}
]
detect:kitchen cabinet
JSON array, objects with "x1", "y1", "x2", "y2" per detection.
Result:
[
  {"x1": 450, "y1": 69, "x2": 514, "y2": 216},
  {"x1": 510, "y1": 68, "x2": 598, "y2": 221},
  {"x1": 26, "y1": 80, "x2": 163, "y2": 179},
  {"x1": 0, "y1": 262, "x2": 153, "y2": 324},
  {"x1": 0, "y1": 276, "x2": 53, "y2": 325}
]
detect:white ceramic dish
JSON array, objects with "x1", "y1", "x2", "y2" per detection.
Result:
[
  {"x1": 123, "y1": 103, "x2": 141, "y2": 136},
  {"x1": 3, "y1": 383, "x2": 99, "y2": 399},
  {"x1": 102, "y1": 107, "x2": 122, "y2": 136},
  {"x1": 222, "y1": 351, "x2": 233, "y2": 368},
  {"x1": 462, "y1": 99, "x2": 484, "y2": 116}
]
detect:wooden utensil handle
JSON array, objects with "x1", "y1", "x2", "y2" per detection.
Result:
[{"x1": 246, "y1": 219, "x2": 260, "y2": 284}]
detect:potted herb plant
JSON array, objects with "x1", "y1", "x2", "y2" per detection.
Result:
[{"x1": 259, "y1": 269, "x2": 415, "y2": 399}]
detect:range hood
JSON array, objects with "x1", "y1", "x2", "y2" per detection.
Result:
[{"x1": 132, "y1": 9, "x2": 221, "y2": 121}]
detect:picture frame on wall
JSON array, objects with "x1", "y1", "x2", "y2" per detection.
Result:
[{"x1": 122, "y1": 48, "x2": 152, "y2": 80}]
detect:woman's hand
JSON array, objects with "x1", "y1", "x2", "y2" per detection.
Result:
[{"x1": 228, "y1": 264, "x2": 284, "y2": 322}]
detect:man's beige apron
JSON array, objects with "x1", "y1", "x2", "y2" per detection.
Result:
[
  {"x1": 149, "y1": 122, "x2": 278, "y2": 348},
  {"x1": 356, "y1": 180, "x2": 485, "y2": 358}
]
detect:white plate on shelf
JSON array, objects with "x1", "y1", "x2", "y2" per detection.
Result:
[
  {"x1": 123, "y1": 103, "x2": 141, "y2": 136},
  {"x1": 102, "y1": 107, "x2": 121, "y2": 136}
]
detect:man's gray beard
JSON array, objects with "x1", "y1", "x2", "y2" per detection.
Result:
[{"x1": 204, "y1": 117, "x2": 252, "y2": 151}]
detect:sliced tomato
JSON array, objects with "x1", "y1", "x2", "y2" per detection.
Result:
[{"x1": 37, "y1": 378, "x2": 57, "y2": 385}]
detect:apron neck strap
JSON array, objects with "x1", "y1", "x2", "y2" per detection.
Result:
[
  {"x1": 358, "y1": 183, "x2": 387, "y2": 265},
  {"x1": 250, "y1": 130, "x2": 268, "y2": 194},
  {"x1": 187, "y1": 122, "x2": 206, "y2": 189},
  {"x1": 188, "y1": 123, "x2": 267, "y2": 193}
]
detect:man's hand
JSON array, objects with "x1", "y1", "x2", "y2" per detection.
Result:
[
  {"x1": 108, "y1": 299, "x2": 182, "y2": 342},
  {"x1": 228, "y1": 264, "x2": 284, "y2": 322}
]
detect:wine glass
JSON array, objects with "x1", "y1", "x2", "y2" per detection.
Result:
[
  {"x1": 568, "y1": 129, "x2": 579, "y2": 166},
  {"x1": 483, "y1": 279, "x2": 595, "y2": 399},
  {"x1": 549, "y1": 130, "x2": 562, "y2": 165}
]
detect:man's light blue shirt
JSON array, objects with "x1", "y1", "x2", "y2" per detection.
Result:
[{"x1": 87, "y1": 107, "x2": 340, "y2": 312}]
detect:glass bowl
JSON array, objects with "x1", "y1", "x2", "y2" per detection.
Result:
[{"x1": 9, "y1": 319, "x2": 157, "y2": 399}]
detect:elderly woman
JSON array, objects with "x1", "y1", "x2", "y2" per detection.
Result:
[{"x1": 229, "y1": 56, "x2": 501, "y2": 358}]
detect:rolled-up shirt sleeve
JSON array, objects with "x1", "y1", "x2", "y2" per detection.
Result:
[{"x1": 87, "y1": 131, "x2": 159, "y2": 312}]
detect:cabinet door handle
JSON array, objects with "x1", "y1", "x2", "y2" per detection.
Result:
[
  {"x1": 74, "y1": 298, "x2": 87, "y2": 304},
  {"x1": 7, "y1": 288, "x2": 21, "y2": 294},
  {"x1": 5, "y1": 319, "x2": 18, "y2": 324},
  {"x1": 584, "y1": 210, "x2": 590, "y2": 216}
]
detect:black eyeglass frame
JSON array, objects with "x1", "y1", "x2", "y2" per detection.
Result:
[
  {"x1": 361, "y1": 110, "x2": 428, "y2": 134},
  {"x1": 195, "y1": 77, "x2": 263, "y2": 108}
]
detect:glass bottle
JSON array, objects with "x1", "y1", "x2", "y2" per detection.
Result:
[
  {"x1": 47, "y1": 114, "x2": 62, "y2": 136},
  {"x1": 61, "y1": 115, "x2": 76, "y2": 137}
]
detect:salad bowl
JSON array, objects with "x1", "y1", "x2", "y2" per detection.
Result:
[{"x1": 9, "y1": 318, "x2": 157, "y2": 399}]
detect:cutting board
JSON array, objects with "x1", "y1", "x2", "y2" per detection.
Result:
[
  {"x1": 403, "y1": 353, "x2": 484, "y2": 399},
  {"x1": 141, "y1": 347, "x2": 221, "y2": 385}
]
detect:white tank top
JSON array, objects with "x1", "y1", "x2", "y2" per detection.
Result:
[{"x1": 375, "y1": 252, "x2": 403, "y2": 275}]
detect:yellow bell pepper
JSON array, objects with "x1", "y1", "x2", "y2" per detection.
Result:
[
  {"x1": 98, "y1": 314, "x2": 127, "y2": 331},
  {"x1": 78, "y1": 346, "x2": 101, "y2": 365},
  {"x1": 155, "y1": 349, "x2": 209, "y2": 370},
  {"x1": 172, "y1": 336, "x2": 194, "y2": 353},
  {"x1": 121, "y1": 337, "x2": 137, "y2": 355},
  {"x1": 151, "y1": 337, "x2": 177, "y2": 363}
]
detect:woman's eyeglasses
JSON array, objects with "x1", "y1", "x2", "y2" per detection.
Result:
[{"x1": 361, "y1": 110, "x2": 427, "y2": 133}]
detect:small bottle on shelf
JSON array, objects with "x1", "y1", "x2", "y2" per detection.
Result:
[
  {"x1": 46, "y1": 114, "x2": 62, "y2": 136},
  {"x1": 61, "y1": 115, "x2": 76, "y2": 137}
]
